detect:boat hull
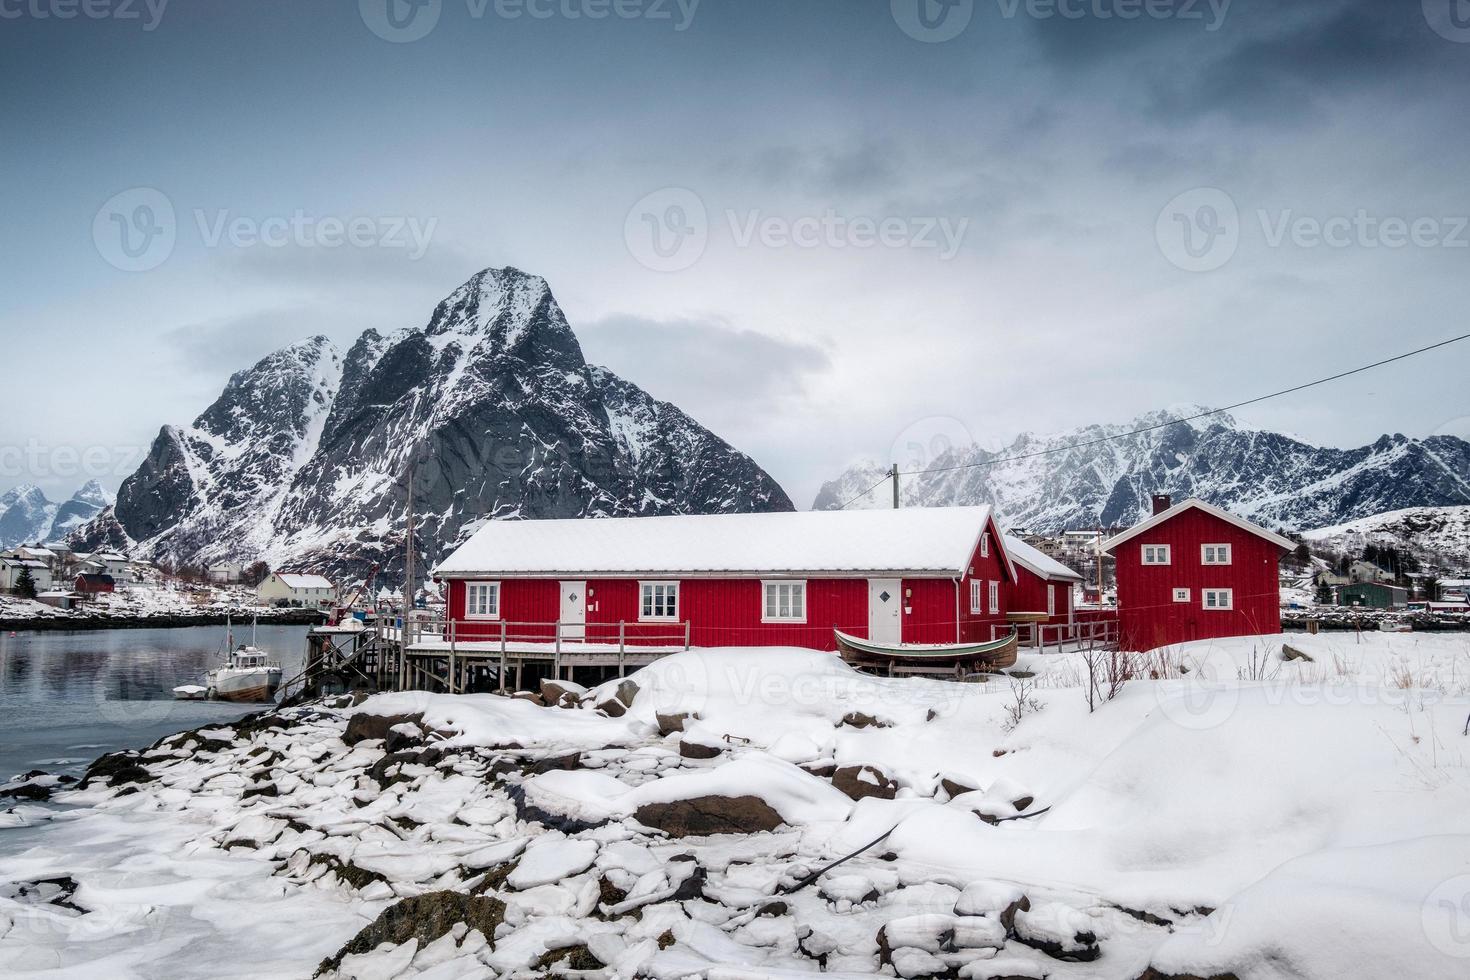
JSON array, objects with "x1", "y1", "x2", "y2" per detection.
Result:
[
  {"x1": 208, "y1": 669, "x2": 282, "y2": 703},
  {"x1": 835, "y1": 629, "x2": 1019, "y2": 674}
]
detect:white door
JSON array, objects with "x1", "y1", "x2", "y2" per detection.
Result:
[
  {"x1": 560, "y1": 580, "x2": 586, "y2": 640},
  {"x1": 867, "y1": 578, "x2": 902, "y2": 644}
]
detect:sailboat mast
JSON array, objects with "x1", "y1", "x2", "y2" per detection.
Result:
[{"x1": 405, "y1": 463, "x2": 415, "y2": 622}]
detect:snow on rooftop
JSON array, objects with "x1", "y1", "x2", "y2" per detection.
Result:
[
  {"x1": 435, "y1": 506, "x2": 996, "y2": 577},
  {"x1": 273, "y1": 573, "x2": 334, "y2": 589},
  {"x1": 1003, "y1": 534, "x2": 1084, "y2": 582}
]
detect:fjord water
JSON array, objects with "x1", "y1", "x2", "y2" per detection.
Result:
[{"x1": 0, "y1": 625, "x2": 308, "y2": 785}]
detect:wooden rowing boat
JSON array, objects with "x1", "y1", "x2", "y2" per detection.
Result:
[{"x1": 834, "y1": 629, "x2": 1019, "y2": 674}]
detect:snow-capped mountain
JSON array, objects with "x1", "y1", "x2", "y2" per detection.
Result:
[
  {"x1": 0, "y1": 480, "x2": 113, "y2": 548},
  {"x1": 1303, "y1": 506, "x2": 1470, "y2": 570},
  {"x1": 813, "y1": 407, "x2": 1470, "y2": 534},
  {"x1": 72, "y1": 267, "x2": 793, "y2": 578}
]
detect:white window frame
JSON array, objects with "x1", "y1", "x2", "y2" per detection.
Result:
[
  {"x1": 980, "y1": 533, "x2": 989, "y2": 558},
  {"x1": 1047, "y1": 584, "x2": 1056, "y2": 617},
  {"x1": 761, "y1": 580, "x2": 807, "y2": 623},
  {"x1": 1202, "y1": 543, "x2": 1232, "y2": 565},
  {"x1": 1202, "y1": 588, "x2": 1234, "y2": 610},
  {"x1": 1173, "y1": 587, "x2": 1191, "y2": 603},
  {"x1": 464, "y1": 580, "x2": 500, "y2": 620},
  {"x1": 1141, "y1": 544, "x2": 1172, "y2": 566},
  {"x1": 988, "y1": 580, "x2": 1000, "y2": 615},
  {"x1": 639, "y1": 580, "x2": 680, "y2": 622},
  {"x1": 969, "y1": 579, "x2": 983, "y2": 614}
]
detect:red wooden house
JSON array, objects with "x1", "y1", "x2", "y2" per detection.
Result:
[
  {"x1": 1102, "y1": 496, "x2": 1294, "y2": 651},
  {"x1": 1002, "y1": 534, "x2": 1083, "y2": 626},
  {"x1": 433, "y1": 507, "x2": 1017, "y2": 651}
]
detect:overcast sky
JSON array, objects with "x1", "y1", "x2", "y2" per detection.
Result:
[{"x1": 3, "y1": 0, "x2": 1469, "y2": 508}]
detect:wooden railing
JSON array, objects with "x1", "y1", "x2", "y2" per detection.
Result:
[{"x1": 992, "y1": 617, "x2": 1118, "y2": 652}]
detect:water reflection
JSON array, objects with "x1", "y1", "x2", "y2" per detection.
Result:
[{"x1": 0, "y1": 625, "x2": 308, "y2": 783}]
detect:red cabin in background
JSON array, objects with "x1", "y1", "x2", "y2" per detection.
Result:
[
  {"x1": 1002, "y1": 534, "x2": 1083, "y2": 626},
  {"x1": 1103, "y1": 497, "x2": 1294, "y2": 651},
  {"x1": 433, "y1": 507, "x2": 1018, "y2": 651}
]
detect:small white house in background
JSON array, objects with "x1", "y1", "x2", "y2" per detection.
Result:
[
  {"x1": 258, "y1": 572, "x2": 336, "y2": 608},
  {"x1": 76, "y1": 551, "x2": 132, "y2": 584},
  {"x1": 0, "y1": 555, "x2": 54, "y2": 593},
  {"x1": 208, "y1": 561, "x2": 244, "y2": 584}
]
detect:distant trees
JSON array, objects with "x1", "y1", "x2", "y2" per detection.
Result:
[
  {"x1": 1315, "y1": 581, "x2": 1335, "y2": 606},
  {"x1": 243, "y1": 561, "x2": 271, "y2": 587},
  {"x1": 15, "y1": 566, "x2": 38, "y2": 599}
]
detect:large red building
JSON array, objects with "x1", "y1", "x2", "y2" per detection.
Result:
[
  {"x1": 1103, "y1": 497, "x2": 1294, "y2": 651},
  {"x1": 433, "y1": 507, "x2": 1017, "y2": 651}
]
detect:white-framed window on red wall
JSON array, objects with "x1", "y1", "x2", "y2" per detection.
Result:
[
  {"x1": 639, "y1": 581, "x2": 680, "y2": 621},
  {"x1": 1142, "y1": 544, "x2": 1171, "y2": 565},
  {"x1": 465, "y1": 581, "x2": 500, "y2": 620},
  {"x1": 1202, "y1": 588, "x2": 1234, "y2": 610},
  {"x1": 980, "y1": 533, "x2": 989, "y2": 558},
  {"x1": 969, "y1": 579, "x2": 983, "y2": 614},
  {"x1": 988, "y1": 580, "x2": 1000, "y2": 614},
  {"x1": 1202, "y1": 543, "x2": 1232, "y2": 565},
  {"x1": 1047, "y1": 584, "x2": 1056, "y2": 617},
  {"x1": 762, "y1": 581, "x2": 806, "y2": 623}
]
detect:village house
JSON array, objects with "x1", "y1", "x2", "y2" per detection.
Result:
[
  {"x1": 1102, "y1": 496, "x2": 1295, "y2": 651},
  {"x1": 1339, "y1": 582, "x2": 1409, "y2": 609},
  {"x1": 1002, "y1": 534, "x2": 1083, "y2": 626},
  {"x1": 74, "y1": 573, "x2": 115, "y2": 596},
  {"x1": 258, "y1": 572, "x2": 336, "y2": 608},
  {"x1": 208, "y1": 561, "x2": 245, "y2": 584},
  {"x1": 432, "y1": 507, "x2": 1018, "y2": 651},
  {"x1": 0, "y1": 553, "x2": 54, "y2": 593}
]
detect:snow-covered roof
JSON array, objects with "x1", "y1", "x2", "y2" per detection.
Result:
[
  {"x1": 1002, "y1": 535, "x2": 1084, "y2": 582},
  {"x1": 436, "y1": 507, "x2": 1000, "y2": 578},
  {"x1": 273, "y1": 573, "x2": 334, "y2": 590},
  {"x1": 1101, "y1": 498, "x2": 1297, "y2": 555}
]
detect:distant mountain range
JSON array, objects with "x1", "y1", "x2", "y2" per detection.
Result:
[
  {"x1": 814, "y1": 408, "x2": 1470, "y2": 534},
  {"x1": 1303, "y1": 506, "x2": 1470, "y2": 570},
  {"x1": 0, "y1": 480, "x2": 112, "y2": 549},
  {"x1": 69, "y1": 267, "x2": 792, "y2": 580}
]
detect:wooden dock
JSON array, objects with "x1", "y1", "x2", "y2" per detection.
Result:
[{"x1": 287, "y1": 617, "x2": 691, "y2": 699}]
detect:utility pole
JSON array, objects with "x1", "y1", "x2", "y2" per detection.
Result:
[
  {"x1": 404, "y1": 463, "x2": 415, "y2": 622},
  {"x1": 1095, "y1": 523, "x2": 1104, "y2": 602},
  {"x1": 891, "y1": 463, "x2": 900, "y2": 509}
]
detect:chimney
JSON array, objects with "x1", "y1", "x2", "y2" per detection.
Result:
[{"x1": 1152, "y1": 493, "x2": 1172, "y2": 516}]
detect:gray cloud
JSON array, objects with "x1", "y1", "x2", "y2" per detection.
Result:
[{"x1": 578, "y1": 312, "x2": 832, "y2": 423}]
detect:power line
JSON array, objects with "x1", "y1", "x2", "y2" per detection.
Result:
[{"x1": 840, "y1": 332, "x2": 1470, "y2": 509}]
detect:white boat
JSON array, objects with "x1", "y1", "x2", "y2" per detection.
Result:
[
  {"x1": 207, "y1": 643, "x2": 283, "y2": 703},
  {"x1": 172, "y1": 684, "x2": 208, "y2": 701}
]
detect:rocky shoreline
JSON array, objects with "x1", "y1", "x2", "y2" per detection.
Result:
[
  {"x1": 0, "y1": 608, "x2": 326, "y2": 633},
  {"x1": 2, "y1": 642, "x2": 1465, "y2": 979}
]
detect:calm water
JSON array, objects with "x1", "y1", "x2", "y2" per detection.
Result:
[{"x1": 0, "y1": 625, "x2": 309, "y2": 783}]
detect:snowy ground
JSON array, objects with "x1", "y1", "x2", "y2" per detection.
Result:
[
  {"x1": 1, "y1": 634, "x2": 1468, "y2": 978},
  {"x1": 0, "y1": 584, "x2": 290, "y2": 624}
]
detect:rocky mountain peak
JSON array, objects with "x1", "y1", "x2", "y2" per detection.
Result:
[{"x1": 79, "y1": 266, "x2": 792, "y2": 579}]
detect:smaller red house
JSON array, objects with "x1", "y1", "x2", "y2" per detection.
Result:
[
  {"x1": 1102, "y1": 497, "x2": 1294, "y2": 651},
  {"x1": 1002, "y1": 534, "x2": 1083, "y2": 626},
  {"x1": 74, "y1": 573, "x2": 116, "y2": 595}
]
